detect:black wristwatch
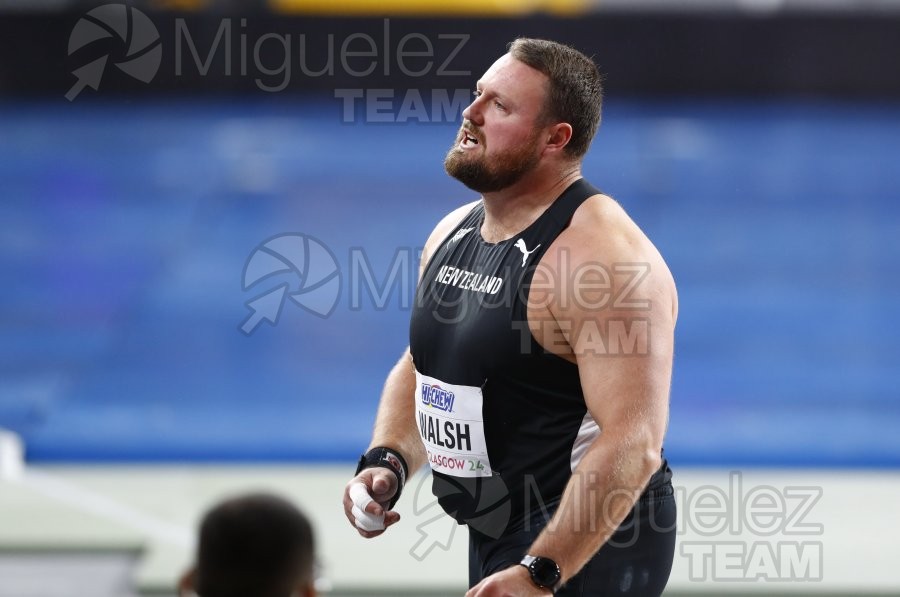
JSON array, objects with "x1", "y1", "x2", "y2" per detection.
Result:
[{"x1": 519, "y1": 555, "x2": 562, "y2": 593}]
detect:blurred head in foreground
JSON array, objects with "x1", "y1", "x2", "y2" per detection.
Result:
[{"x1": 179, "y1": 492, "x2": 316, "y2": 597}]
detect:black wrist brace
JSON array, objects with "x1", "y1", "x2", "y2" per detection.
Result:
[{"x1": 355, "y1": 447, "x2": 409, "y2": 509}]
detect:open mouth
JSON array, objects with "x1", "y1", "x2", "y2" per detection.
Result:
[{"x1": 460, "y1": 130, "x2": 480, "y2": 148}]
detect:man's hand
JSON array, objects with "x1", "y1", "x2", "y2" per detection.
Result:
[
  {"x1": 465, "y1": 565, "x2": 552, "y2": 597},
  {"x1": 342, "y1": 467, "x2": 401, "y2": 538}
]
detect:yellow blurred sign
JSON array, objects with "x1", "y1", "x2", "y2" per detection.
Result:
[{"x1": 270, "y1": 0, "x2": 587, "y2": 17}]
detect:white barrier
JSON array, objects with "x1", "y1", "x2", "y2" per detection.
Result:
[{"x1": 0, "y1": 429, "x2": 24, "y2": 481}]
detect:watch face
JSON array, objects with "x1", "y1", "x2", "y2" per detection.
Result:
[{"x1": 530, "y1": 557, "x2": 561, "y2": 586}]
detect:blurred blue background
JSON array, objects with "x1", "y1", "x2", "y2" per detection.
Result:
[
  {"x1": 3, "y1": 97, "x2": 898, "y2": 466},
  {"x1": 1, "y1": 0, "x2": 899, "y2": 469}
]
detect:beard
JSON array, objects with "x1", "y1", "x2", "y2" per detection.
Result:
[{"x1": 444, "y1": 128, "x2": 542, "y2": 193}]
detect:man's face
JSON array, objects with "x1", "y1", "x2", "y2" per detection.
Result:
[{"x1": 445, "y1": 54, "x2": 550, "y2": 193}]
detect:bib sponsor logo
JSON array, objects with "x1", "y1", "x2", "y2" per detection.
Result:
[
  {"x1": 421, "y1": 383, "x2": 455, "y2": 412},
  {"x1": 414, "y1": 370, "x2": 493, "y2": 478}
]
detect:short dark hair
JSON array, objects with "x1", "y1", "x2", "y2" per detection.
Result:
[
  {"x1": 194, "y1": 493, "x2": 315, "y2": 597},
  {"x1": 507, "y1": 38, "x2": 603, "y2": 159}
]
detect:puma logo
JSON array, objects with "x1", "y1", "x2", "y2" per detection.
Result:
[{"x1": 514, "y1": 238, "x2": 541, "y2": 267}]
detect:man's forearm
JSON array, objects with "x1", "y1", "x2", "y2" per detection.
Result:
[
  {"x1": 368, "y1": 349, "x2": 427, "y2": 472},
  {"x1": 527, "y1": 434, "x2": 662, "y2": 583}
]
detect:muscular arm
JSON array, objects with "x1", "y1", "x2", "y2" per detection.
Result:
[
  {"x1": 528, "y1": 197, "x2": 677, "y2": 583},
  {"x1": 344, "y1": 200, "x2": 479, "y2": 537},
  {"x1": 367, "y1": 348, "x2": 426, "y2": 472},
  {"x1": 367, "y1": 199, "x2": 480, "y2": 471}
]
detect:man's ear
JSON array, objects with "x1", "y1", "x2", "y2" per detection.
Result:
[
  {"x1": 178, "y1": 566, "x2": 197, "y2": 597},
  {"x1": 543, "y1": 122, "x2": 573, "y2": 155}
]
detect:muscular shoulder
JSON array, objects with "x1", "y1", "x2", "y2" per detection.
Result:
[
  {"x1": 549, "y1": 194, "x2": 678, "y2": 320},
  {"x1": 564, "y1": 195, "x2": 647, "y2": 254}
]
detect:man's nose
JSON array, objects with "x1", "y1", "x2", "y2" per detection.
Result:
[{"x1": 462, "y1": 97, "x2": 484, "y2": 126}]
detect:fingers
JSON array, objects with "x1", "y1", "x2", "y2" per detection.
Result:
[
  {"x1": 383, "y1": 510, "x2": 401, "y2": 527},
  {"x1": 349, "y1": 482, "x2": 385, "y2": 531},
  {"x1": 349, "y1": 481, "x2": 382, "y2": 516},
  {"x1": 372, "y1": 473, "x2": 391, "y2": 495},
  {"x1": 465, "y1": 576, "x2": 489, "y2": 597},
  {"x1": 464, "y1": 569, "x2": 539, "y2": 597},
  {"x1": 369, "y1": 467, "x2": 399, "y2": 504},
  {"x1": 343, "y1": 468, "x2": 402, "y2": 538},
  {"x1": 465, "y1": 583, "x2": 506, "y2": 597}
]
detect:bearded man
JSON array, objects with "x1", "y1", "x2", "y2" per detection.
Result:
[{"x1": 343, "y1": 38, "x2": 678, "y2": 597}]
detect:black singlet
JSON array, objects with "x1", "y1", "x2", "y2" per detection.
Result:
[{"x1": 409, "y1": 178, "x2": 671, "y2": 539}]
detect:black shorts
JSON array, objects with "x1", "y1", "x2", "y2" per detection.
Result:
[{"x1": 468, "y1": 482, "x2": 676, "y2": 596}]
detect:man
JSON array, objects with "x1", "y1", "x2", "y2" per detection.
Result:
[
  {"x1": 343, "y1": 38, "x2": 677, "y2": 596},
  {"x1": 179, "y1": 492, "x2": 317, "y2": 597}
]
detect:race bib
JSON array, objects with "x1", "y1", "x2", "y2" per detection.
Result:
[{"x1": 415, "y1": 371, "x2": 493, "y2": 478}]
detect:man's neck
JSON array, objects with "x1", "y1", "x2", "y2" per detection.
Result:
[{"x1": 479, "y1": 165, "x2": 582, "y2": 243}]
